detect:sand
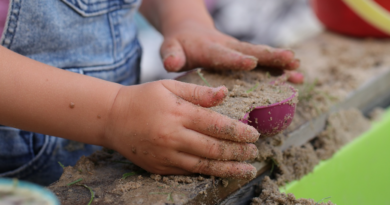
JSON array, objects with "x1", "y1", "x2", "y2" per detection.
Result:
[
  {"x1": 48, "y1": 109, "x2": 370, "y2": 204},
  {"x1": 48, "y1": 149, "x2": 214, "y2": 205},
  {"x1": 313, "y1": 109, "x2": 371, "y2": 160},
  {"x1": 287, "y1": 33, "x2": 390, "y2": 132},
  {"x1": 48, "y1": 32, "x2": 390, "y2": 204},
  {"x1": 257, "y1": 109, "x2": 370, "y2": 186},
  {"x1": 177, "y1": 69, "x2": 296, "y2": 120},
  {"x1": 251, "y1": 108, "x2": 371, "y2": 205},
  {"x1": 251, "y1": 176, "x2": 334, "y2": 205}
]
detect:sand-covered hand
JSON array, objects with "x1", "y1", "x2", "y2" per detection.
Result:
[
  {"x1": 160, "y1": 21, "x2": 303, "y2": 84},
  {"x1": 103, "y1": 80, "x2": 259, "y2": 179}
]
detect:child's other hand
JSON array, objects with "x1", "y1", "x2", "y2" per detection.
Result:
[
  {"x1": 104, "y1": 80, "x2": 260, "y2": 179},
  {"x1": 160, "y1": 22, "x2": 303, "y2": 84}
]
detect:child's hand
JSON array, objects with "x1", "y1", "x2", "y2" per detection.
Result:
[
  {"x1": 104, "y1": 80, "x2": 260, "y2": 179},
  {"x1": 160, "y1": 22, "x2": 303, "y2": 84}
]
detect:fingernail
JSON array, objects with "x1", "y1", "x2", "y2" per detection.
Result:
[
  {"x1": 243, "y1": 56, "x2": 258, "y2": 69},
  {"x1": 293, "y1": 71, "x2": 304, "y2": 78},
  {"x1": 246, "y1": 126, "x2": 260, "y2": 142},
  {"x1": 163, "y1": 53, "x2": 175, "y2": 61},
  {"x1": 286, "y1": 58, "x2": 301, "y2": 70},
  {"x1": 273, "y1": 59, "x2": 285, "y2": 67},
  {"x1": 211, "y1": 86, "x2": 225, "y2": 92},
  {"x1": 244, "y1": 55, "x2": 258, "y2": 61},
  {"x1": 288, "y1": 71, "x2": 304, "y2": 84},
  {"x1": 212, "y1": 86, "x2": 228, "y2": 97},
  {"x1": 241, "y1": 164, "x2": 257, "y2": 180},
  {"x1": 290, "y1": 58, "x2": 300, "y2": 65},
  {"x1": 163, "y1": 53, "x2": 178, "y2": 71},
  {"x1": 221, "y1": 86, "x2": 229, "y2": 97},
  {"x1": 287, "y1": 49, "x2": 295, "y2": 56}
]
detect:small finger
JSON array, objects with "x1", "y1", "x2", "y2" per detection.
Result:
[
  {"x1": 228, "y1": 41, "x2": 300, "y2": 70},
  {"x1": 162, "y1": 80, "x2": 228, "y2": 107},
  {"x1": 174, "y1": 152, "x2": 257, "y2": 179},
  {"x1": 286, "y1": 71, "x2": 304, "y2": 84},
  {"x1": 161, "y1": 38, "x2": 186, "y2": 72},
  {"x1": 176, "y1": 129, "x2": 258, "y2": 161},
  {"x1": 183, "y1": 106, "x2": 260, "y2": 143}
]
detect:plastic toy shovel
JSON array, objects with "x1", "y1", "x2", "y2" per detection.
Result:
[{"x1": 240, "y1": 85, "x2": 297, "y2": 137}]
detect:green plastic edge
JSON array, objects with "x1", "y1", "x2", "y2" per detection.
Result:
[{"x1": 280, "y1": 109, "x2": 390, "y2": 204}]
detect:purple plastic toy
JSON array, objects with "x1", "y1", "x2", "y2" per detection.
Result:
[{"x1": 240, "y1": 85, "x2": 297, "y2": 137}]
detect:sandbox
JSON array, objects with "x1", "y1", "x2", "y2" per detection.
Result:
[{"x1": 47, "y1": 32, "x2": 390, "y2": 205}]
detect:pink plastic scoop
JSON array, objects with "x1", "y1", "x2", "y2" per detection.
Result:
[{"x1": 239, "y1": 85, "x2": 297, "y2": 137}]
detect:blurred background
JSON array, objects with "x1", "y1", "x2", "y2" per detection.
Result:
[{"x1": 137, "y1": 0, "x2": 323, "y2": 83}]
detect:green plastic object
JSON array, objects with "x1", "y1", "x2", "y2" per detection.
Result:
[{"x1": 281, "y1": 109, "x2": 390, "y2": 205}]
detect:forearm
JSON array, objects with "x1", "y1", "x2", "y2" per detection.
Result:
[
  {"x1": 139, "y1": 0, "x2": 214, "y2": 36},
  {"x1": 0, "y1": 46, "x2": 122, "y2": 146}
]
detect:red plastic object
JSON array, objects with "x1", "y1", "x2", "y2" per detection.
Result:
[
  {"x1": 240, "y1": 85, "x2": 297, "y2": 137},
  {"x1": 311, "y1": 0, "x2": 390, "y2": 37}
]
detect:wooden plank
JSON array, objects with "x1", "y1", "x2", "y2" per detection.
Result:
[{"x1": 283, "y1": 67, "x2": 390, "y2": 151}]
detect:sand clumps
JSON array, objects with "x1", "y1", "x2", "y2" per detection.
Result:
[
  {"x1": 368, "y1": 107, "x2": 385, "y2": 122},
  {"x1": 274, "y1": 143, "x2": 320, "y2": 186},
  {"x1": 256, "y1": 139, "x2": 320, "y2": 186},
  {"x1": 251, "y1": 176, "x2": 334, "y2": 205},
  {"x1": 150, "y1": 174, "x2": 162, "y2": 182},
  {"x1": 257, "y1": 108, "x2": 370, "y2": 186},
  {"x1": 152, "y1": 175, "x2": 195, "y2": 184},
  {"x1": 49, "y1": 149, "x2": 214, "y2": 205},
  {"x1": 111, "y1": 181, "x2": 143, "y2": 195},
  {"x1": 252, "y1": 108, "x2": 371, "y2": 204},
  {"x1": 211, "y1": 83, "x2": 295, "y2": 120},
  {"x1": 313, "y1": 109, "x2": 371, "y2": 160},
  {"x1": 177, "y1": 69, "x2": 297, "y2": 120}
]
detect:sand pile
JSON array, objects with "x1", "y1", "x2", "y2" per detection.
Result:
[
  {"x1": 251, "y1": 108, "x2": 371, "y2": 204},
  {"x1": 178, "y1": 69, "x2": 296, "y2": 120}
]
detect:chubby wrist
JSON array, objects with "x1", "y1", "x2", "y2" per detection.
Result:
[{"x1": 100, "y1": 85, "x2": 135, "y2": 149}]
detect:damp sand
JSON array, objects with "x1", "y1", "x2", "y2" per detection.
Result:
[
  {"x1": 177, "y1": 69, "x2": 297, "y2": 120},
  {"x1": 251, "y1": 108, "x2": 371, "y2": 205}
]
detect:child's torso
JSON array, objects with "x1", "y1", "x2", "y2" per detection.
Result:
[{"x1": 0, "y1": 0, "x2": 143, "y2": 85}]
